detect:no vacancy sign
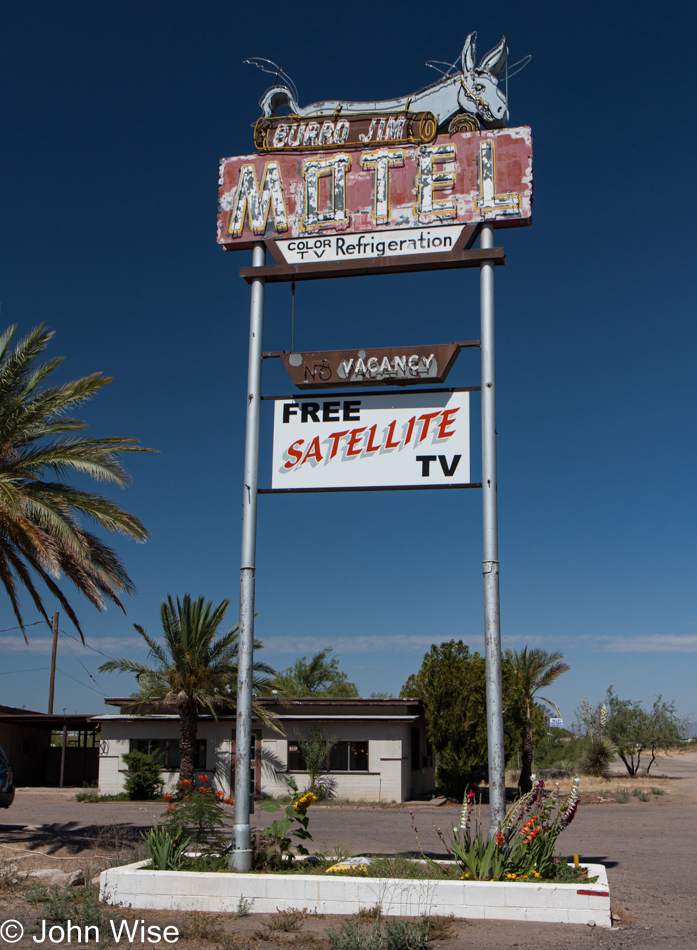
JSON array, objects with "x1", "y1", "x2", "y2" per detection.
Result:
[{"x1": 271, "y1": 391, "x2": 470, "y2": 490}]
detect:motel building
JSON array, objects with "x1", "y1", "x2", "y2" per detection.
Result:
[{"x1": 93, "y1": 696, "x2": 435, "y2": 803}]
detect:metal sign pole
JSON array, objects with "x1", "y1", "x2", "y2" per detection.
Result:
[
  {"x1": 230, "y1": 242, "x2": 266, "y2": 871},
  {"x1": 479, "y1": 223, "x2": 506, "y2": 831}
]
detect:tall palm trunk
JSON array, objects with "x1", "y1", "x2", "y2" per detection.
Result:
[
  {"x1": 178, "y1": 698, "x2": 199, "y2": 785},
  {"x1": 519, "y1": 703, "x2": 534, "y2": 794}
]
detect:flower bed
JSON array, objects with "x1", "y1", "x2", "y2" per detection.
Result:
[{"x1": 99, "y1": 859, "x2": 611, "y2": 926}]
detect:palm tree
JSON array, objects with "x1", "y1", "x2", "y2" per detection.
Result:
[
  {"x1": 504, "y1": 647, "x2": 570, "y2": 794},
  {"x1": 0, "y1": 323, "x2": 151, "y2": 640},
  {"x1": 98, "y1": 594, "x2": 281, "y2": 783}
]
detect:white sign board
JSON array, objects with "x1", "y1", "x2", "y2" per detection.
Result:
[
  {"x1": 549, "y1": 718, "x2": 564, "y2": 730},
  {"x1": 272, "y1": 392, "x2": 470, "y2": 490},
  {"x1": 274, "y1": 225, "x2": 468, "y2": 265}
]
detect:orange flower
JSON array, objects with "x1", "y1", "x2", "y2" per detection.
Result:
[
  {"x1": 495, "y1": 831, "x2": 505, "y2": 847},
  {"x1": 180, "y1": 779, "x2": 191, "y2": 786},
  {"x1": 198, "y1": 774, "x2": 208, "y2": 782},
  {"x1": 163, "y1": 793, "x2": 173, "y2": 802}
]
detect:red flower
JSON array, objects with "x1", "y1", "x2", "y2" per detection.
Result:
[
  {"x1": 198, "y1": 774, "x2": 208, "y2": 782},
  {"x1": 180, "y1": 779, "x2": 191, "y2": 786},
  {"x1": 163, "y1": 794, "x2": 173, "y2": 802}
]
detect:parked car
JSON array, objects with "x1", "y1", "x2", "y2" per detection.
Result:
[{"x1": 0, "y1": 746, "x2": 15, "y2": 808}]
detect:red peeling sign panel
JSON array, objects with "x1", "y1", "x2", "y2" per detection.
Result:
[{"x1": 217, "y1": 128, "x2": 532, "y2": 251}]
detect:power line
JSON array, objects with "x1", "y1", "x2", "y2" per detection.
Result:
[
  {"x1": 55, "y1": 666, "x2": 106, "y2": 697},
  {"x1": 0, "y1": 666, "x2": 50, "y2": 675},
  {"x1": 58, "y1": 626, "x2": 121, "y2": 663},
  {"x1": 0, "y1": 621, "x2": 46, "y2": 635},
  {"x1": 57, "y1": 631, "x2": 107, "y2": 695}
]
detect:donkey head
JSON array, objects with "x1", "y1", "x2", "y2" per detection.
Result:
[{"x1": 458, "y1": 32, "x2": 508, "y2": 129}]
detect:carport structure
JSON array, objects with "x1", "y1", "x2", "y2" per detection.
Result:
[{"x1": 0, "y1": 704, "x2": 99, "y2": 787}]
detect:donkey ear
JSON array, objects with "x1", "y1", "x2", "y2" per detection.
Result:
[
  {"x1": 478, "y1": 36, "x2": 508, "y2": 77},
  {"x1": 461, "y1": 32, "x2": 477, "y2": 75}
]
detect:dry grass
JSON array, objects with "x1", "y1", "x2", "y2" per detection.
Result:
[
  {"x1": 425, "y1": 914, "x2": 457, "y2": 939},
  {"x1": 543, "y1": 773, "x2": 672, "y2": 801},
  {"x1": 257, "y1": 909, "x2": 305, "y2": 933},
  {"x1": 353, "y1": 905, "x2": 381, "y2": 921}
]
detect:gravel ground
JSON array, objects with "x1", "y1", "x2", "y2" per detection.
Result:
[{"x1": 1, "y1": 751, "x2": 695, "y2": 949}]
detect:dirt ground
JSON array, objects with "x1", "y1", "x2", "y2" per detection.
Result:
[{"x1": 1, "y1": 751, "x2": 696, "y2": 949}]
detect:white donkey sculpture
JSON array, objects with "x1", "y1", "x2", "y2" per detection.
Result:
[{"x1": 260, "y1": 33, "x2": 508, "y2": 132}]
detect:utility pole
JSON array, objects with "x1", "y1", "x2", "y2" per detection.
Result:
[
  {"x1": 480, "y1": 223, "x2": 506, "y2": 831},
  {"x1": 48, "y1": 612, "x2": 59, "y2": 715},
  {"x1": 230, "y1": 242, "x2": 266, "y2": 871}
]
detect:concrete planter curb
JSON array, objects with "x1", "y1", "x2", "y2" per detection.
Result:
[{"x1": 100, "y1": 860, "x2": 611, "y2": 927}]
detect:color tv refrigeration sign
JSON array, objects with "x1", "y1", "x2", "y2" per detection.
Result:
[{"x1": 271, "y1": 391, "x2": 470, "y2": 490}]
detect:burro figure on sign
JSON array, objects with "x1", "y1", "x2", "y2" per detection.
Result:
[{"x1": 259, "y1": 33, "x2": 508, "y2": 133}]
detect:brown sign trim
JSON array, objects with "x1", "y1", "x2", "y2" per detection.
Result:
[
  {"x1": 264, "y1": 342, "x2": 478, "y2": 389},
  {"x1": 254, "y1": 111, "x2": 438, "y2": 153},
  {"x1": 240, "y1": 245, "x2": 504, "y2": 284}
]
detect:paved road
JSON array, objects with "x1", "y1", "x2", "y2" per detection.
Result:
[{"x1": 1, "y1": 752, "x2": 696, "y2": 949}]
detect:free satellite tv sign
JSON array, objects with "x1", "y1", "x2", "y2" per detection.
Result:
[{"x1": 270, "y1": 391, "x2": 470, "y2": 491}]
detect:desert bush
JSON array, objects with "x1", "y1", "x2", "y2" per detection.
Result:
[
  {"x1": 580, "y1": 736, "x2": 615, "y2": 777},
  {"x1": 121, "y1": 748, "x2": 163, "y2": 800}
]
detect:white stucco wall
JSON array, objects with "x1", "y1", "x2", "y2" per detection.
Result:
[{"x1": 94, "y1": 701, "x2": 435, "y2": 803}]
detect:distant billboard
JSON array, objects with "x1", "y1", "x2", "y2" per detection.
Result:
[{"x1": 271, "y1": 391, "x2": 470, "y2": 490}]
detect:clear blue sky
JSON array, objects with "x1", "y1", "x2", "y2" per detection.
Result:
[{"x1": 0, "y1": 2, "x2": 695, "y2": 727}]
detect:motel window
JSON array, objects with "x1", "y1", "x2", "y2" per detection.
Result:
[
  {"x1": 329, "y1": 741, "x2": 368, "y2": 772},
  {"x1": 288, "y1": 740, "x2": 369, "y2": 773},
  {"x1": 129, "y1": 739, "x2": 206, "y2": 771}
]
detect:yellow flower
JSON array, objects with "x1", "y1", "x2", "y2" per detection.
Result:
[{"x1": 294, "y1": 791, "x2": 318, "y2": 814}]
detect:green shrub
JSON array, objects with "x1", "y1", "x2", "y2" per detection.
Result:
[
  {"x1": 533, "y1": 734, "x2": 585, "y2": 771},
  {"x1": 580, "y1": 736, "x2": 614, "y2": 777},
  {"x1": 611, "y1": 790, "x2": 629, "y2": 803},
  {"x1": 121, "y1": 748, "x2": 163, "y2": 800},
  {"x1": 142, "y1": 825, "x2": 191, "y2": 870}
]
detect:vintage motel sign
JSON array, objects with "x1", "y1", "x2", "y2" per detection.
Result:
[
  {"x1": 218, "y1": 129, "x2": 531, "y2": 282},
  {"x1": 229, "y1": 31, "x2": 529, "y2": 869},
  {"x1": 271, "y1": 391, "x2": 470, "y2": 491}
]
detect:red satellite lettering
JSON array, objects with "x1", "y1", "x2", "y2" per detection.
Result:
[
  {"x1": 364, "y1": 424, "x2": 381, "y2": 454},
  {"x1": 345, "y1": 426, "x2": 367, "y2": 457},
  {"x1": 435, "y1": 407, "x2": 459, "y2": 439},
  {"x1": 417, "y1": 411, "x2": 442, "y2": 444},
  {"x1": 384, "y1": 420, "x2": 401, "y2": 449},
  {"x1": 302, "y1": 436, "x2": 324, "y2": 464},
  {"x1": 326, "y1": 430, "x2": 349, "y2": 459},
  {"x1": 283, "y1": 440, "x2": 305, "y2": 469}
]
